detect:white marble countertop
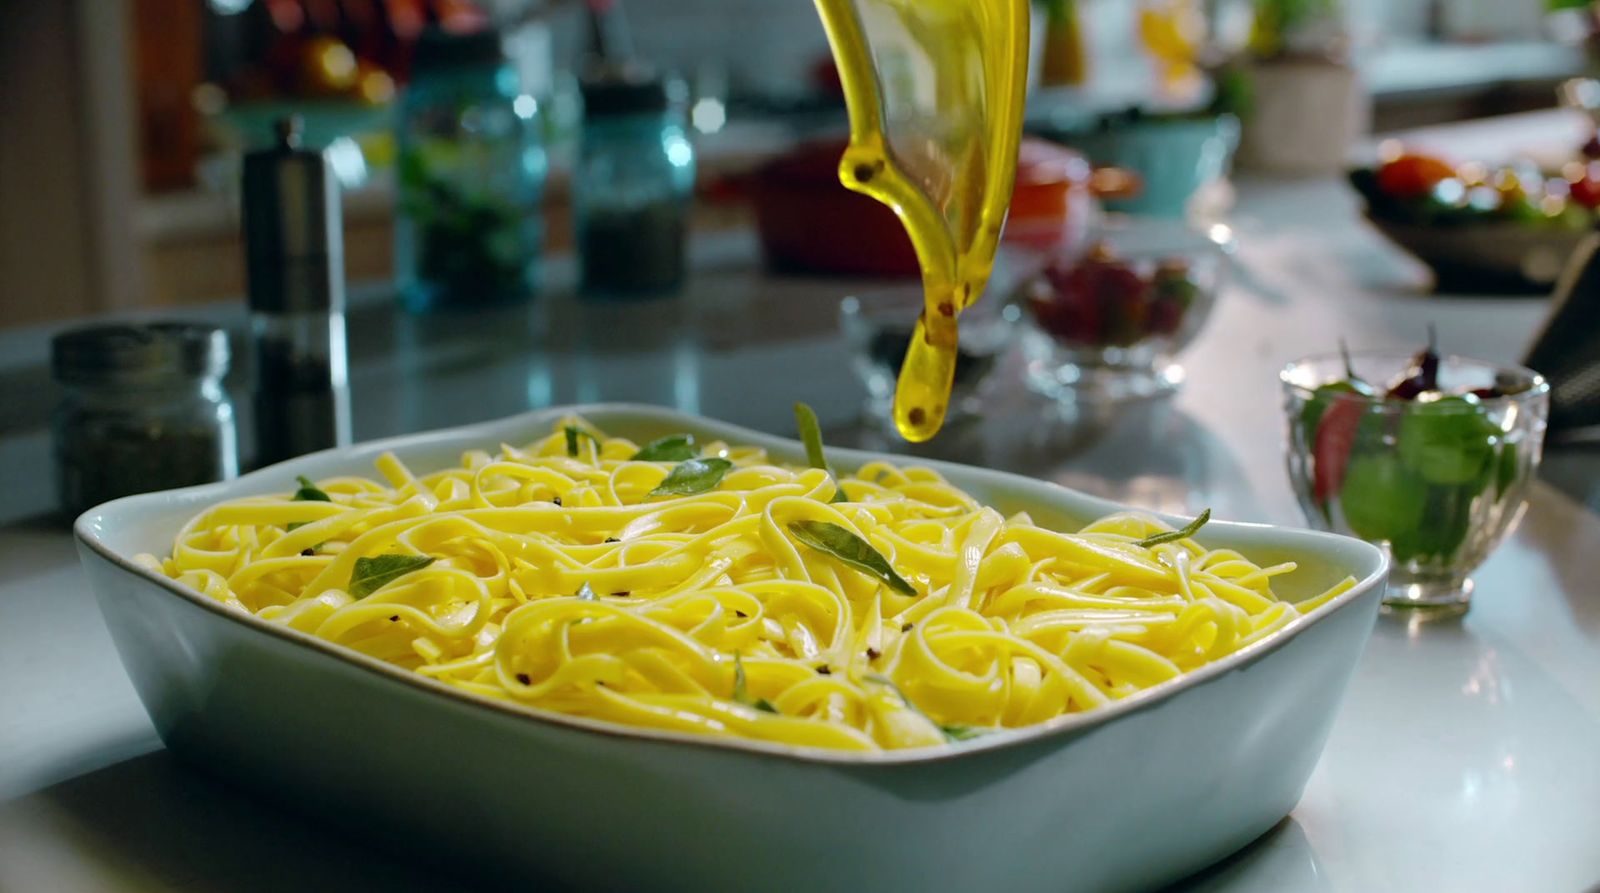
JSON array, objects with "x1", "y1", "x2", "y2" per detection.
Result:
[{"x1": 3, "y1": 140, "x2": 1599, "y2": 889}]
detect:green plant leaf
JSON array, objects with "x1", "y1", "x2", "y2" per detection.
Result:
[
  {"x1": 788, "y1": 520, "x2": 915, "y2": 595},
  {"x1": 793, "y1": 402, "x2": 849, "y2": 503},
  {"x1": 631, "y1": 434, "x2": 698, "y2": 462},
  {"x1": 564, "y1": 425, "x2": 596, "y2": 458},
  {"x1": 1134, "y1": 509, "x2": 1211, "y2": 549},
  {"x1": 939, "y1": 723, "x2": 989, "y2": 742},
  {"x1": 732, "y1": 654, "x2": 778, "y2": 713},
  {"x1": 293, "y1": 475, "x2": 331, "y2": 502},
  {"x1": 349, "y1": 554, "x2": 435, "y2": 598},
  {"x1": 648, "y1": 458, "x2": 733, "y2": 498}
]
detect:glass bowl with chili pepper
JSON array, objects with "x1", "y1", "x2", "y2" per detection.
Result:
[
  {"x1": 1016, "y1": 215, "x2": 1230, "y2": 403},
  {"x1": 1281, "y1": 337, "x2": 1549, "y2": 613},
  {"x1": 839, "y1": 285, "x2": 1021, "y2": 430}
]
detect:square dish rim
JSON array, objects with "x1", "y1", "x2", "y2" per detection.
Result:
[{"x1": 75, "y1": 401, "x2": 1388, "y2": 767}]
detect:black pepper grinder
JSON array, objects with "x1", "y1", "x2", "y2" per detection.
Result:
[{"x1": 242, "y1": 116, "x2": 351, "y2": 466}]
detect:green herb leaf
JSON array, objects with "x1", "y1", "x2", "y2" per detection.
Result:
[
  {"x1": 939, "y1": 724, "x2": 989, "y2": 742},
  {"x1": 648, "y1": 457, "x2": 733, "y2": 498},
  {"x1": 865, "y1": 674, "x2": 940, "y2": 728},
  {"x1": 788, "y1": 520, "x2": 915, "y2": 595},
  {"x1": 575, "y1": 581, "x2": 598, "y2": 601},
  {"x1": 794, "y1": 402, "x2": 831, "y2": 471},
  {"x1": 293, "y1": 475, "x2": 331, "y2": 502},
  {"x1": 732, "y1": 654, "x2": 779, "y2": 713},
  {"x1": 631, "y1": 434, "x2": 699, "y2": 462},
  {"x1": 794, "y1": 402, "x2": 849, "y2": 503},
  {"x1": 563, "y1": 425, "x2": 596, "y2": 458},
  {"x1": 1133, "y1": 509, "x2": 1212, "y2": 549},
  {"x1": 349, "y1": 554, "x2": 435, "y2": 598}
]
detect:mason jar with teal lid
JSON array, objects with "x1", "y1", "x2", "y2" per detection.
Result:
[{"x1": 396, "y1": 27, "x2": 547, "y2": 312}]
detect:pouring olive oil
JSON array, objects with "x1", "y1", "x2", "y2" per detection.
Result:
[{"x1": 813, "y1": 0, "x2": 1031, "y2": 441}]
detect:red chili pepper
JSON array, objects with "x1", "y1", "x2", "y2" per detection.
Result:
[{"x1": 1312, "y1": 395, "x2": 1365, "y2": 506}]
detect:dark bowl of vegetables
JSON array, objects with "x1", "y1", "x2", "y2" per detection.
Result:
[
  {"x1": 1017, "y1": 215, "x2": 1229, "y2": 402},
  {"x1": 1349, "y1": 151, "x2": 1596, "y2": 294},
  {"x1": 1281, "y1": 337, "x2": 1549, "y2": 612}
]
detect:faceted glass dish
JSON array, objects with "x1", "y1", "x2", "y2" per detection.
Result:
[
  {"x1": 1018, "y1": 215, "x2": 1230, "y2": 403},
  {"x1": 1281, "y1": 352, "x2": 1550, "y2": 613}
]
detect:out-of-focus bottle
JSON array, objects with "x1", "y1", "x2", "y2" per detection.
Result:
[
  {"x1": 575, "y1": 68, "x2": 695, "y2": 296},
  {"x1": 395, "y1": 27, "x2": 547, "y2": 313},
  {"x1": 52, "y1": 323, "x2": 237, "y2": 518},
  {"x1": 242, "y1": 116, "x2": 351, "y2": 467}
]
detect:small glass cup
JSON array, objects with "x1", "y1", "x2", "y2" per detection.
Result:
[
  {"x1": 839, "y1": 285, "x2": 1019, "y2": 429},
  {"x1": 1018, "y1": 215, "x2": 1229, "y2": 403},
  {"x1": 1281, "y1": 352, "x2": 1550, "y2": 612}
]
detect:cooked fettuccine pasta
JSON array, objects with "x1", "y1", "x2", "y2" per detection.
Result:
[{"x1": 142, "y1": 416, "x2": 1356, "y2": 752}]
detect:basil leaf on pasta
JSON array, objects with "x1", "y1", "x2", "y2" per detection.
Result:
[
  {"x1": 631, "y1": 434, "x2": 698, "y2": 462},
  {"x1": 293, "y1": 476, "x2": 331, "y2": 502},
  {"x1": 732, "y1": 654, "x2": 778, "y2": 713},
  {"x1": 648, "y1": 458, "x2": 733, "y2": 497},
  {"x1": 564, "y1": 425, "x2": 597, "y2": 458},
  {"x1": 793, "y1": 402, "x2": 849, "y2": 503},
  {"x1": 349, "y1": 554, "x2": 435, "y2": 598},
  {"x1": 940, "y1": 724, "x2": 988, "y2": 742},
  {"x1": 1134, "y1": 509, "x2": 1212, "y2": 549},
  {"x1": 789, "y1": 521, "x2": 915, "y2": 595}
]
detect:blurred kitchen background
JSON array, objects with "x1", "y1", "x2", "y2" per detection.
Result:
[{"x1": 0, "y1": 0, "x2": 1587, "y2": 328}]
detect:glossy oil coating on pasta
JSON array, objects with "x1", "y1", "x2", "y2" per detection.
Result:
[{"x1": 143, "y1": 418, "x2": 1356, "y2": 752}]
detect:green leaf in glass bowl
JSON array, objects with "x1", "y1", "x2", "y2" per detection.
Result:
[
  {"x1": 1397, "y1": 397, "x2": 1498, "y2": 487},
  {"x1": 1339, "y1": 454, "x2": 1428, "y2": 544},
  {"x1": 1392, "y1": 483, "x2": 1478, "y2": 563}
]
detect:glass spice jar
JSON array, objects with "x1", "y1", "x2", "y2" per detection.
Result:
[
  {"x1": 575, "y1": 68, "x2": 696, "y2": 296},
  {"x1": 51, "y1": 323, "x2": 237, "y2": 518},
  {"x1": 395, "y1": 27, "x2": 547, "y2": 313}
]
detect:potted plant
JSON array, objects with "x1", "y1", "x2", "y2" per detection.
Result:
[{"x1": 1227, "y1": 0, "x2": 1369, "y2": 174}]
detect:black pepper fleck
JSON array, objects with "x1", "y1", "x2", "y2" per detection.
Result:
[
  {"x1": 866, "y1": 648, "x2": 881, "y2": 660},
  {"x1": 816, "y1": 666, "x2": 832, "y2": 675},
  {"x1": 852, "y1": 162, "x2": 876, "y2": 183},
  {"x1": 605, "y1": 537, "x2": 620, "y2": 543},
  {"x1": 515, "y1": 673, "x2": 530, "y2": 685},
  {"x1": 901, "y1": 622, "x2": 914, "y2": 632},
  {"x1": 301, "y1": 548, "x2": 315, "y2": 556},
  {"x1": 908, "y1": 406, "x2": 926, "y2": 427},
  {"x1": 614, "y1": 591, "x2": 630, "y2": 597},
  {"x1": 389, "y1": 615, "x2": 399, "y2": 621},
  {"x1": 735, "y1": 610, "x2": 748, "y2": 618},
  {"x1": 551, "y1": 496, "x2": 562, "y2": 506}
]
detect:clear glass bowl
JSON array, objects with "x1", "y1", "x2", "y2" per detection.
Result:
[
  {"x1": 839, "y1": 285, "x2": 1020, "y2": 428},
  {"x1": 1281, "y1": 352, "x2": 1550, "y2": 612},
  {"x1": 1018, "y1": 215, "x2": 1230, "y2": 402}
]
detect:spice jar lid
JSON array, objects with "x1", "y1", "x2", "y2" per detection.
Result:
[
  {"x1": 411, "y1": 27, "x2": 507, "y2": 75},
  {"x1": 580, "y1": 65, "x2": 678, "y2": 118},
  {"x1": 52, "y1": 323, "x2": 229, "y2": 387}
]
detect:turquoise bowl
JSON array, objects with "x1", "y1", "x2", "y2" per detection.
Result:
[
  {"x1": 1069, "y1": 114, "x2": 1240, "y2": 218},
  {"x1": 75, "y1": 404, "x2": 1385, "y2": 892}
]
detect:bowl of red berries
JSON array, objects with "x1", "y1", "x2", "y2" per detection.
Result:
[{"x1": 1018, "y1": 215, "x2": 1230, "y2": 401}]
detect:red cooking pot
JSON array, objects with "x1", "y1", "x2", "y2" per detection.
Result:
[{"x1": 748, "y1": 137, "x2": 1138, "y2": 277}]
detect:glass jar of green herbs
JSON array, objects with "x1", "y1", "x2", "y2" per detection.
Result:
[
  {"x1": 396, "y1": 28, "x2": 546, "y2": 313},
  {"x1": 51, "y1": 323, "x2": 237, "y2": 518}
]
